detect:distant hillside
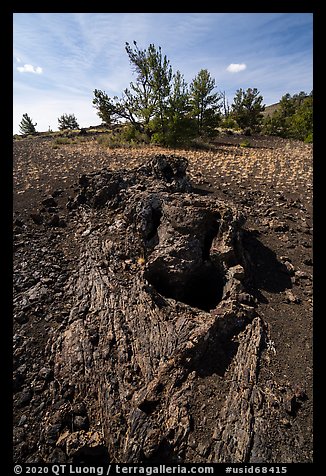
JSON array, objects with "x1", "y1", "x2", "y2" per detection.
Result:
[{"x1": 263, "y1": 102, "x2": 280, "y2": 117}]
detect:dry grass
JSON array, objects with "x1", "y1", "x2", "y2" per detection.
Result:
[{"x1": 13, "y1": 136, "x2": 312, "y2": 202}]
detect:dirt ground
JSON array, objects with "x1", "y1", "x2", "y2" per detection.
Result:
[{"x1": 13, "y1": 132, "x2": 313, "y2": 463}]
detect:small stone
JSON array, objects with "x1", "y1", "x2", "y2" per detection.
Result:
[
  {"x1": 282, "y1": 261, "x2": 295, "y2": 276},
  {"x1": 197, "y1": 441, "x2": 210, "y2": 456},
  {"x1": 270, "y1": 220, "x2": 289, "y2": 232},
  {"x1": 42, "y1": 197, "x2": 58, "y2": 208},
  {"x1": 30, "y1": 213, "x2": 43, "y2": 225},
  {"x1": 18, "y1": 415, "x2": 27, "y2": 426},
  {"x1": 52, "y1": 189, "x2": 64, "y2": 198},
  {"x1": 14, "y1": 218, "x2": 24, "y2": 227},
  {"x1": 73, "y1": 415, "x2": 89, "y2": 430},
  {"x1": 303, "y1": 258, "x2": 313, "y2": 266},
  {"x1": 280, "y1": 418, "x2": 292, "y2": 428},
  {"x1": 238, "y1": 292, "x2": 256, "y2": 306},
  {"x1": 47, "y1": 424, "x2": 62, "y2": 445},
  {"x1": 48, "y1": 448, "x2": 67, "y2": 463},
  {"x1": 284, "y1": 395, "x2": 297, "y2": 415},
  {"x1": 17, "y1": 388, "x2": 32, "y2": 406},
  {"x1": 15, "y1": 312, "x2": 29, "y2": 324},
  {"x1": 27, "y1": 283, "x2": 48, "y2": 302},
  {"x1": 285, "y1": 290, "x2": 301, "y2": 304},
  {"x1": 189, "y1": 439, "x2": 197, "y2": 449},
  {"x1": 212, "y1": 428, "x2": 219, "y2": 440},
  {"x1": 295, "y1": 270, "x2": 311, "y2": 280},
  {"x1": 47, "y1": 215, "x2": 67, "y2": 228},
  {"x1": 228, "y1": 264, "x2": 245, "y2": 280},
  {"x1": 38, "y1": 367, "x2": 53, "y2": 381}
]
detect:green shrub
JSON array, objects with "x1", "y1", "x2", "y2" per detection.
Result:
[
  {"x1": 240, "y1": 139, "x2": 251, "y2": 148},
  {"x1": 54, "y1": 137, "x2": 72, "y2": 145},
  {"x1": 304, "y1": 132, "x2": 313, "y2": 143},
  {"x1": 220, "y1": 116, "x2": 238, "y2": 129}
]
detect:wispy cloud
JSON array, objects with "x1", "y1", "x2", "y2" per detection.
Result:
[
  {"x1": 226, "y1": 63, "x2": 247, "y2": 73},
  {"x1": 17, "y1": 63, "x2": 43, "y2": 74}
]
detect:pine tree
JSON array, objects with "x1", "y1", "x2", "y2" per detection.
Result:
[
  {"x1": 262, "y1": 91, "x2": 313, "y2": 142},
  {"x1": 164, "y1": 71, "x2": 195, "y2": 146},
  {"x1": 232, "y1": 88, "x2": 265, "y2": 132},
  {"x1": 93, "y1": 90, "x2": 118, "y2": 125},
  {"x1": 190, "y1": 69, "x2": 221, "y2": 136},
  {"x1": 19, "y1": 113, "x2": 37, "y2": 135},
  {"x1": 58, "y1": 113, "x2": 79, "y2": 130}
]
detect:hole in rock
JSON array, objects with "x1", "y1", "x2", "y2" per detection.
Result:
[
  {"x1": 146, "y1": 208, "x2": 162, "y2": 243},
  {"x1": 138, "y1": 399, "x2": 160, "y2": 414},
  {"x1": 202, "y1": 215, "x2": 221, "y2": 260},
  {"x1": 162, "y1": 164, "x2": 174, "y2": 182},
  {"x1": 183, "y1": 262, "x2": 224, "y2": 311},
  {"x1": 145, "y1": 213, "x2": 224, "y2": 311},
  {"x1": 146, "y1": 261, "x2": 224, "y2": 312}
]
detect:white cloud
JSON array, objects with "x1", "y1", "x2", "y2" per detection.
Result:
[
  {"x1": 16, "y1": 56, "x2": 22, "y2": 63},
  {"x1": 226, "y1": 63, "x2": 247, "y2": 73},
  {"x1": 17, "y1": 64, "x2": 43, "y2": 74}
]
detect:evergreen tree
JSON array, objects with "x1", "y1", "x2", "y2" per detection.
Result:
[
  {"x1": 289, "y1": 94, "x2": 313, "y2": 141},
  {"x1": 93, "y1": 90, "x2": 119, "y2": 125},
  {"x1": 164, "y1": 71, "x2": 195, "y2": 146},
  {"x1": 58, "y1": 113, "x2": 79, "y2": 130},
  {"x1": 92, "y1": 42, "x2": 221, "y2": 145},
  {"x1": 93, "y1": 41, "x2": 173, "y2": 141},
  {"x1": 124, "y1": 41, "x2": 173, "y2": 140},
  {"x1": 190, "y1": 69, "x2": 221, "y2": 136},
  {"x1": 263, "y1": 91, "x2": 313, "y2": 142},
  {"x1": 231, "y1": 88, "x2": 265, "y2": 132},
  {"x1": 19, "y1": 113, "x2": 37, "y2": 135}
]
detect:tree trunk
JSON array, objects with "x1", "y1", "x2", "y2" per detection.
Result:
[{"x1": 29, "y1": 156, "x2": 303, "y2": 464}]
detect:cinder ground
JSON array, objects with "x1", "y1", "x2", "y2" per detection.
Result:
[{"x1": 13, "y1": 133, "x2": 313, "y2": 463}]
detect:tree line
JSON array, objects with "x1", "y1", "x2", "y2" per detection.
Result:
[
  {"x1": 18, "y1": 41, "x2": 312, "y2": 144},
  {"x1": 19, "y1": 113, "x2": 79, "y2": 135},
  {"x1": 262, "y1": 91, "x2": 313, "y2": 142}
]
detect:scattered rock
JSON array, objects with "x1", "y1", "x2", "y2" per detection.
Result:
[
  {"x1": 27, "y1": 282, "x2": 48, "y2": 302},
  {"x1": 18, "y1": 415, "x2": 28, "y2": 426},
  {"x1": 270, "y1": 221, "x2": 289, "y2": 232},
  {"x1": 48, "y1": 448, "x2": 67, "y2": 463},
  {"x1": 47, "y1": 214, "x2": 67, "y2": 227},
  {"x1": 284, "y1": 290, "x2": 301, "y2": 304},
  {"x1": 14, "y1": 218, "x2": 25, "y2": 227},
  {"x1": 46, "y1": 424, "x2": 62, "y2": 445},
  {"x1": 42, "y1": 197, "x2": 58, "y2": 208},
  {"x1": 30, "y1": 213, "x2": 43, "y2": 225},
  {"x1": 52, "y1": 189, "x2": 64, "y2": 198},
  {"x1": 295, "y1": 270, "x2": 311, "y2": 280},
  {"x1": 15, "y1": 312, "x2": 29, "y2": 324},
  {"x1": 282, "y1": 261, "x2": 295, "y2": 276},
  {"x1": 17, "y1": 388, "x2": 33, "y2": 406},
  {"x1": 303, "y1": 258, "x2": 313, "y2": 266},
  {"x1": 73, "y1": 415, "x2": 89, "y2": 431}
]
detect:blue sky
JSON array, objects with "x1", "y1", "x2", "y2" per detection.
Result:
[{"x1": 13, "y1": 13, "x2": 313, "y2": 134}]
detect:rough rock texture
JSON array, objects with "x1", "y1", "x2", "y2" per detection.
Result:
[{"x1": 13, "y1": 153, "x2": 312, "y2": 463}]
